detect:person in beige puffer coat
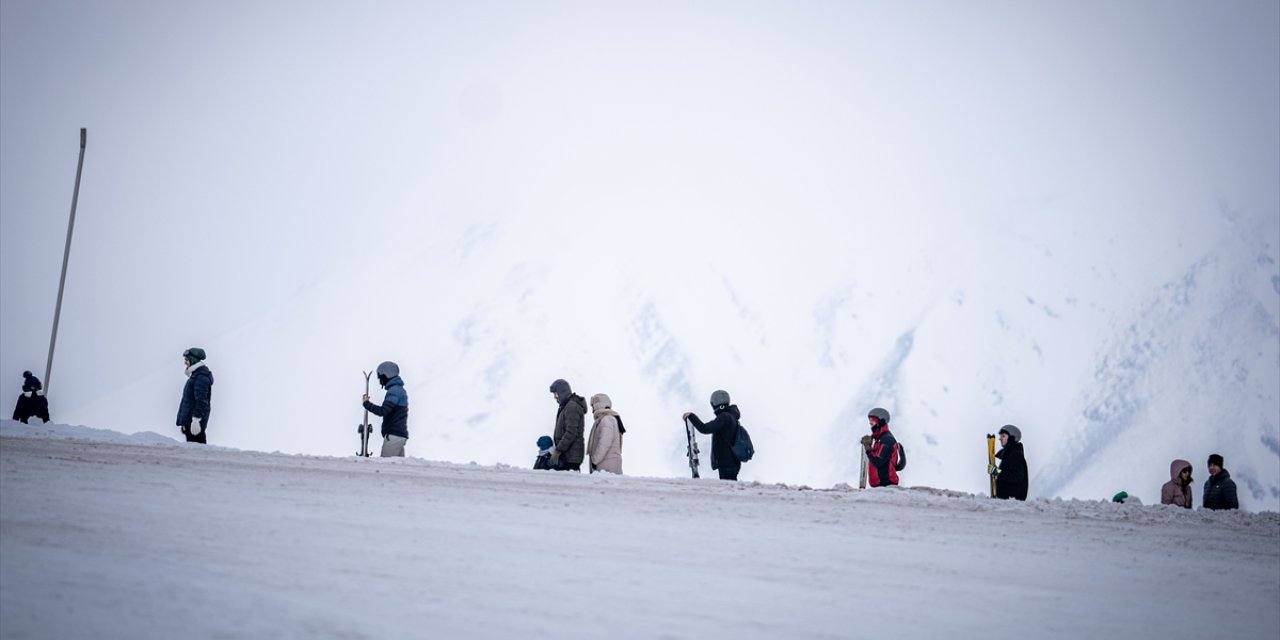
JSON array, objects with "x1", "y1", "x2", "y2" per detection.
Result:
[
  {"x1": 1160, "y1": 459, "x2": 1193, "y2": 508},
  {"x1": 587, "y1": 393, "x2": 624, "y2": 475}
]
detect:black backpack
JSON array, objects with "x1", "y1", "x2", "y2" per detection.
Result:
[
  {"x1": 894, "y1": 441, "x2": 906, "y2": 471},
  {"x1": 731, "y1": 422, "x2": 755, "y2": 462}
]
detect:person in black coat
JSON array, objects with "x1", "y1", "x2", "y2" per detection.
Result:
[
  {"x1": 1202, "y1": 453, "x2": 1239, "y2": 510},
  {"x1": 11, "y1": 370, "x2": 50, "y2": 424},
  {"x1": 683, "y1": 389, "x2": 742, "y2": 481},
  {"x1": 990, "y1": 424, "x2": 1028, "y2": 500},
  {"x1": 176, "y1": 348, "x2": 214, "y2": 444}
]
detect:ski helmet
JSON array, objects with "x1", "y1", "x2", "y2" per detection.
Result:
[
  {"x1": 868, "y1": 407, "x2": 890, "y2": 425},
  {"x1": 999, "y1": 425, "x2": 1021, "y2": 442},
  {"x1": 710, "y1": 389, "x2": 731, "y2": 409},
  {"x1": 376, "y1": 361, "x2": 399, "y2": 379}
]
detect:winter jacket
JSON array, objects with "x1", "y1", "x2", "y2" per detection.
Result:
[
  {"x1": 1202, "y1": 469, "x2": 1239, "y2": 510},
  {"x1": 588, "y1": 412, "x2": 623, "y2": 475},
  {"x1": 995, "y1": 440, "x2": 1029, "y2": 500},
  {"x1": 1160, "y1": 459, "x2": 1193, "y2": 508},
  {"x1": 689, "y1": 405, "x2": 741, "y2": 472},
  {"x1": 364, "y1": 375, "x2": 409, "y2": 439},
  {"x1": 553, "y1": 394, "x2": 587, "y2": 465},
  {"x1": 176, "y1": 362, "x2": 214, "y2": 429},
  {"x1": 866, "y1": 423, "x2": 899, "y2": 487},
  {"x1": 22, "y1": 374, "x2": 42, "y2": 393}
]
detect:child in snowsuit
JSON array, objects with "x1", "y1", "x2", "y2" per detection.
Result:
[{"x1": 534, "y1": 435, "x2": 556, "y2": 470}]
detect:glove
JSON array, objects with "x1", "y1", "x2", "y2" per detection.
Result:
[
  {"x1": 550, "y1": 450, "x2": 561, "y2": 467},
  {"x1": 987, "y1": 463, "x2": 1000, "y2": 477},
  {"x1": 190, "y1": 417, "x2": 203, "y2": 436},
  {"x1": 860, "y1": 435, "x2": 873, "y2": 449}
]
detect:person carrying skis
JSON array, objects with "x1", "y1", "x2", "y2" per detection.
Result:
[
  {"x1": 1202, "y1": 454, "x2": 1239, "y2": 510},
  {"x1": 587, "y1": 393, "x2": 624, "y2": 474},
  {"x1": 363, "y1": 361, "x2": 409, "y2": 457},
  {"x1": 989, "y1": 425, "x2": 1028, "y2": 500},
  {"x1": 1160, "y1": 459, "x2": 1193, "y2": 508},
  {"x1": 860, "y1": 407, "x2": 900, "y2": 487},
  {"x1": 683, "y1": 390, "x2": 743, "y2": 481},
  {"x1": 176, "y1": 348, "x2": 214, "y2": 444},
  {"x1": 549, "y1": 379, "x2": 586, "y2": 471}
]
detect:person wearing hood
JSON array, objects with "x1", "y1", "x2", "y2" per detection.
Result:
[
  {"x1": 176, "y1": 348, "x2": 214, "y2": 444},
  {"x1": 549, "y1": 379, "x2": 586, "y2": 471},
  {"x1": 1202, "y1": 454, "x2": 1239, "y2": 510},
  {"x1": 1160, "y1": 459, "x2": 1193, "y2": 508},
  {"x1": 989, "y1": 425, "x2": 1028, "y2": 500},
  {"x1": 363, "y1": 361, "x2": 409, "y2": 457},
  {"x1": 683, "y1": 390, "x2": 743, "y2": 481},
  {"x1": 860, "y1": 407, "x2": 900, "y2": 487},
  {"x1": 587, "y1": 393, "x2": 624, "y2": 474}
]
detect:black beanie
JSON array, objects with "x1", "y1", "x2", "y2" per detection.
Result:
[{"x1": 1207, "y1": 453, "x2": 1224, "y2": 467}]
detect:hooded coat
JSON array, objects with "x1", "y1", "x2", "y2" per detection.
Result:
[
  {"x1": 1160, "y1": 459, "x2": 1193, "y2": 508},
  {"x1": 176, "y1": 361, "x2": 214, "y2": 431},
  {"x1": 587, "y1": 394, "x2": 623, "y2": 475},
  {"x1": 995, "y1": 439, "x2": 1029, "y2": 500},
  {"x1": 688, "y1": 405, "x2": 741, "y2": 475},
  {"x1": 553, "y1": 393, "x2": 587, "y2": 466}
]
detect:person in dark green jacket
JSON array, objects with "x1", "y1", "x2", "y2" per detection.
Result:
[{"x1": 549, "y1": 379, "x2": 586, "y2": 471}]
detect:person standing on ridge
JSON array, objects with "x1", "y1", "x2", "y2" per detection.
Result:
[
  {"x1": 12, "y1": 370, "x2": 50, "y2": 424},
  {"x1": 363, "y1": 361, "x2": 409, "y2": 457},
  {"x1": 683, "y1": 390, "x2": 743, "y2": 481},
  {"x1": 549, "y1": 379, "x2": 586, "y2": 471},
  {"x1": 1202, "y1": 454, "x2": 1239, "y2": 510},
  {"x1": 587, "y1": 393, "x2": 624, "y2": 474},
  {"x1": 177, "y1": 348, "x2": 214, "y2": 444},
  {"x1": 861, "y1": 407, "x2": 900, "y2": 487},
  {"x1": 1160, "y1": 459, "x2": 1193, "y2": 508},
  {"x1": 989, "y1": 425, "x2": 1028, "y2": 500}
]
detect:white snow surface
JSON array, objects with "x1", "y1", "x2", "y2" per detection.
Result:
[{"x1": 2, "y1": 420, "x2": 1278, "y2": 639}]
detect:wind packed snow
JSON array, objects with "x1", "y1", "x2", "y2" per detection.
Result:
[{"x1": 2, "y1": 420, "x2": 1277, "y2": 639}]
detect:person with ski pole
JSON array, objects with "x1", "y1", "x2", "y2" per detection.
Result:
[
  {"x1": 176, "y1": 348, "x2": 214, "y2": 444},
  {"x1": 363, "y1": 361, "x2": 409, "y2": 457},
  {"x1": 548, "y1": 379, "x2": 586, "y2": 471},
  {"x1": 860, "y1": 407, "x2": 900, "y2": 487},
  {"x1": 988, "y1": 425, "x2": 1028, "y2": 500},
  {"x1": 683, "y1": 390, "x2": 743, "y2": 481}
]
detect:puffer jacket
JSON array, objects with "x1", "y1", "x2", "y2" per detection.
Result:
[
  {"x1": 364, "y1": 375, "x2": 408, "y2": 439},
  {"x1": 176, "y1": 362, "x2": 214, "y2": 428},
  {"x1": 553, "y1": 394, "x2": 587, "y2": 465},
  {"x1": 995, "y1": 440, "x2": 1029, "y2": 500},
  {"x1": 1203, "y1": 469, "x2": 1239, "y2": 510},
  {"x1": 588, "y1": 403, "x2": 623, "y2": 475},
  {"x1": 1160, "y1": 459, "x2": 1193, "y2": 508}
]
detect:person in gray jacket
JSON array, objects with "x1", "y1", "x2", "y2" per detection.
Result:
[{"x1": 549, "y1": 379, "x2": 586, "y2": 471}]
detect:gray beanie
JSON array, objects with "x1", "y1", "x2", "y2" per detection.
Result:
[
  {"x1": 710, "y1": 389, "x2": 731, "y2": 409},
  {"x1": 999, "y1": 424, "x2": 1021, "y2": 442}
]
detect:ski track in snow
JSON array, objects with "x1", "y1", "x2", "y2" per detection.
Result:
[{"x1": 1, "y1": 420, "x2": 1277, "y2": 640}]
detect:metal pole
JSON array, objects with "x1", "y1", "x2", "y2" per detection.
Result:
[{"x1": 44, "y1": 128, "x2": 87, "y2": 393}]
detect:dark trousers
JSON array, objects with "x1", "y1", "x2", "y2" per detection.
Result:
[
  {"x1": 556, "y1": 463, "x2": 582, "y2": 472},
  {"x1": 183, "y1": 429, "x2": 206, "y2": 444},
  {"x1": 718, "y1": 464, "x2": 740, "y2": 481}
]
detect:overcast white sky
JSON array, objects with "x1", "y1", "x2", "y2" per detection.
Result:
[{"x1": 2, "y1": 1, "x2": 1277, "y2": 495}]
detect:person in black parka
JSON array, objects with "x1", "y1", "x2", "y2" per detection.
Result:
[
  {"x1": 683, "y1": 389, "x2": 742, "y2": 481},
  {"x1": 549, "y1": 379, "x2": 586, "y2": 471},
  {"x1": 991, "y1": 424, "x2": 1028, "y2": 500},
  {"x1": 1202, "y1": 453, "x2": 1239, "y2": 510},
  {"x1": 12, "y1": 370, "x2": 50, "y2": 424},
  {"x1": 176, "y1": 348, "x2": 214, "y2": 444}
]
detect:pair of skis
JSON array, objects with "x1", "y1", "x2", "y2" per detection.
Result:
[
  {"x1": 684, "y1": 418, "x2": 700, "y2": 478},
  {"x1": 357, "y1": 371, "x2": 373, "y2": 457}
]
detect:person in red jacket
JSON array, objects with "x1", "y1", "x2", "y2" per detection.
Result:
[{"x1": 860, "y1": 407, "x2": 899, "y2": 487}]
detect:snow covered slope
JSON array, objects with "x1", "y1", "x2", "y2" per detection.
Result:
[{"x1": 2, "y1": 420, "x2": 1277, "y2": 639}]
